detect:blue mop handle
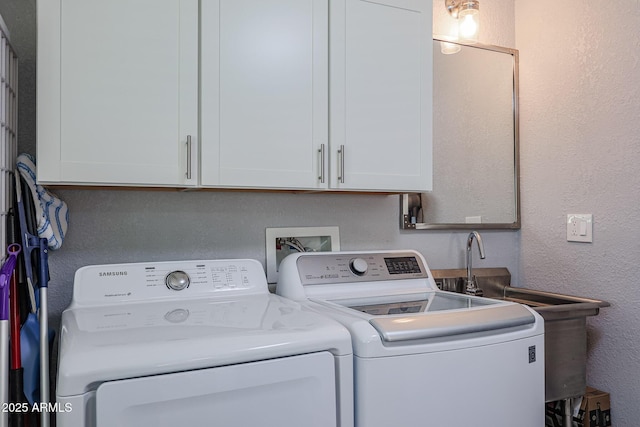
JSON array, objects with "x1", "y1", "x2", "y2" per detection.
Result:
[
  {"x1": 39, "y1": 238, "x2": 48, "y2": 289},
  {"x1": 38, "y1": 238, "x2": 50, "y2": 427}
]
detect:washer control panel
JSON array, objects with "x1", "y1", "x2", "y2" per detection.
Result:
[
  {"x1": 296, "y1": 251, "x2": 429, "y2": 285},
  {"x1": 349, "y1": 258, "x2": 369, "y2": 276}
]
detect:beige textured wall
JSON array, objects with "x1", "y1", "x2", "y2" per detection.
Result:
[{"x1": 516, "y1": 1, "x2": 640, "y2": 424}]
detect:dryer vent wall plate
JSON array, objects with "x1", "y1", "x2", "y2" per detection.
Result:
[{"x1": 266, "y1": 226, "x2": 340, "y2": 283}]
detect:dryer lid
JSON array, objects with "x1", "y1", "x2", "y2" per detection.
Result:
[{"x1": 57, "y1": 293, "x2": 351, "y2": 397}]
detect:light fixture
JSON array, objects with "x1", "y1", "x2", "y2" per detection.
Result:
[
  {"x1": 440, "y1": 40, "x2": 461, "y2": 55},
  {"x1": 445, "y1": 0, "x2": 480, "y2": 44}
]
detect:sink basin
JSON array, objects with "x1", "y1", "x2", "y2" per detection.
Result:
[
  {"x1": 499, "y1": 286, "x2": 606, "y2": 320},
  {"x1": 431, "y1": 267, "x2": 610, "y2": 402},
  {"x1": 430, "y1": 267, "x2": 609, "y2": 317}
]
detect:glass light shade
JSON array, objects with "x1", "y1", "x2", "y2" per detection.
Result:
[
  {"x1": 458, "y1": 8, "x2": 479, "y2": 43},
  {"x1": 440, "y1": 24, "x2": 461, "y2": 54},
  {"x1": 440, "y1": 41, "x2": 461, "y2": 54}
]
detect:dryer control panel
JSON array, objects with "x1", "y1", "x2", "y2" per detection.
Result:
[{"x1": 72, "y1": 259, "x2": 268, "y2": 307}]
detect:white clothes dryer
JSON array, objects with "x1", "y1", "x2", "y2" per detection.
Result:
[
  {"x1": 276, "y1": 249, "x2": 545, "y2": 427},
  {"x1": 56, "y1": 258, "x2": 353, "y2": 427}
]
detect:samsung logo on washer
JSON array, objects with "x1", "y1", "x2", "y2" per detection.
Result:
[{"x1": 99, "y1": 271, "x2": 128, "y2": 278}]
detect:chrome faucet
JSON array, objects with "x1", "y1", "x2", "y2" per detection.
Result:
[{"x1": 465, "y1": 231, "x2": 486, "y2": 296}]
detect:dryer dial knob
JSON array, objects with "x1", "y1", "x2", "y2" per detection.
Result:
[
  {"x1": 164, "y1": 308, "x2": 190, "y2": 323},
  {"x1": 349, "y1": 258, "x2": 368, "y2": 276},
  {"x1": 165, "y1": 270, "x2": 190, "y2": 291}
]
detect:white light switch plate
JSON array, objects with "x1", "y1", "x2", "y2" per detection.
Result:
[{"x1": 567, "y1": 214, "x2": 593, "y2": 242}]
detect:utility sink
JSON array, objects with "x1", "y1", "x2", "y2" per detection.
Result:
[
  {"x1": 431, "y1": 268, "x2": 610, "y2": 402},
  {"x1": 499, "y1": 286, "x2": 606, "y2": 320}
]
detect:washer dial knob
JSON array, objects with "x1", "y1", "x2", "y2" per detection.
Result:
[
  {"x1": 349, "y1": 258, "x2": 369, "y2": 276},
  {"x1": 165, "y1": 270, "x2": 190, "y2": 291}
]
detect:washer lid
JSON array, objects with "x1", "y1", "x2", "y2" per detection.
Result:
[
  {"x1": 369, "y1": 303, "x2": 535, "y2": 341},
  {"x1": 57, "y1": 293, "x2": 352, "y2": 397}
]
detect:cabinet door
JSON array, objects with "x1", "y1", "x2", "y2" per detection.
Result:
[
  {"x1": 330, "y1": 0, "x2": 433, "y2": 192},
  {"x1": 37, "y1": 0, "x2": 198, "y2": 186},
  {"x1": 201, "y1": 0, "x2": 329, "y2": 189}
]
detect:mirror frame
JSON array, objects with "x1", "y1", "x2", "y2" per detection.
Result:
[{"x1": 401, "y1": 39, "x2": 520, "y2": 230}]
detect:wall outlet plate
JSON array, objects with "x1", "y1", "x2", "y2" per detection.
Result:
[
  {"x1": 567, "y1": 214, "x2": 593, "y2": 243},
  {"x1": 265, "y1": 226, "x2": 340, "y2": 283},
  {"x1": 465, "y1": 216, "x2": 482, "y2": 224}
]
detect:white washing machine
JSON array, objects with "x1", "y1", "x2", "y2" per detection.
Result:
[
  {"x1": 276, "y1": 250, "x2": 545, "y2": 427},
  {"x1": 56, "y1": 258, "x2": 353, "y2": 427}
]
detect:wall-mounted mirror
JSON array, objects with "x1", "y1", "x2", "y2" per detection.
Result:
[{"x1": 401, "y1": 39, "x2": 520, "y2": 230}]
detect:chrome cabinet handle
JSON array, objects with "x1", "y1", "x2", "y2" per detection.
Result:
[
  {"x1": 338, "y1": 145, "x2": 345, "y2": 184},
  {"x1": 318, "y1": 144, "x2": 325, "y2": 183},
  {"x1": 186, "y1": 135, "x2": 192, "y2": 180}
]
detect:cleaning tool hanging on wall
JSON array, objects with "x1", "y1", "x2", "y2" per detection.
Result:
[
  {"x1": 16, "y1": 154, "x2": 68, "y2": 250},
  {"x1": 15, "y1": 172, "x2": 54, "y2": 427},
  {"x1": 0, "y1": 243, "x2": 21, "y2": 427},
  {"x1": 6, "y1": 210, "x2": 32, "y2": 427}
]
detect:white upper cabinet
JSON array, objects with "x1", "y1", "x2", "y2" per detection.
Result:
[
  {"x1": 200, "y1": 0, "x2": 329, "y2": 189},
  {"x1": 330, "y1": 0, "x2": 433, "y2": 192},
  {"x1": 37, "y1": 0, "x2": 432, "y2": 192},
  {"x1": 37, "y1": 0, "x2": 199, "y2": 186},
  {"x1": 201, "y1": 0, "x2": 432, "y2": 192}
]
